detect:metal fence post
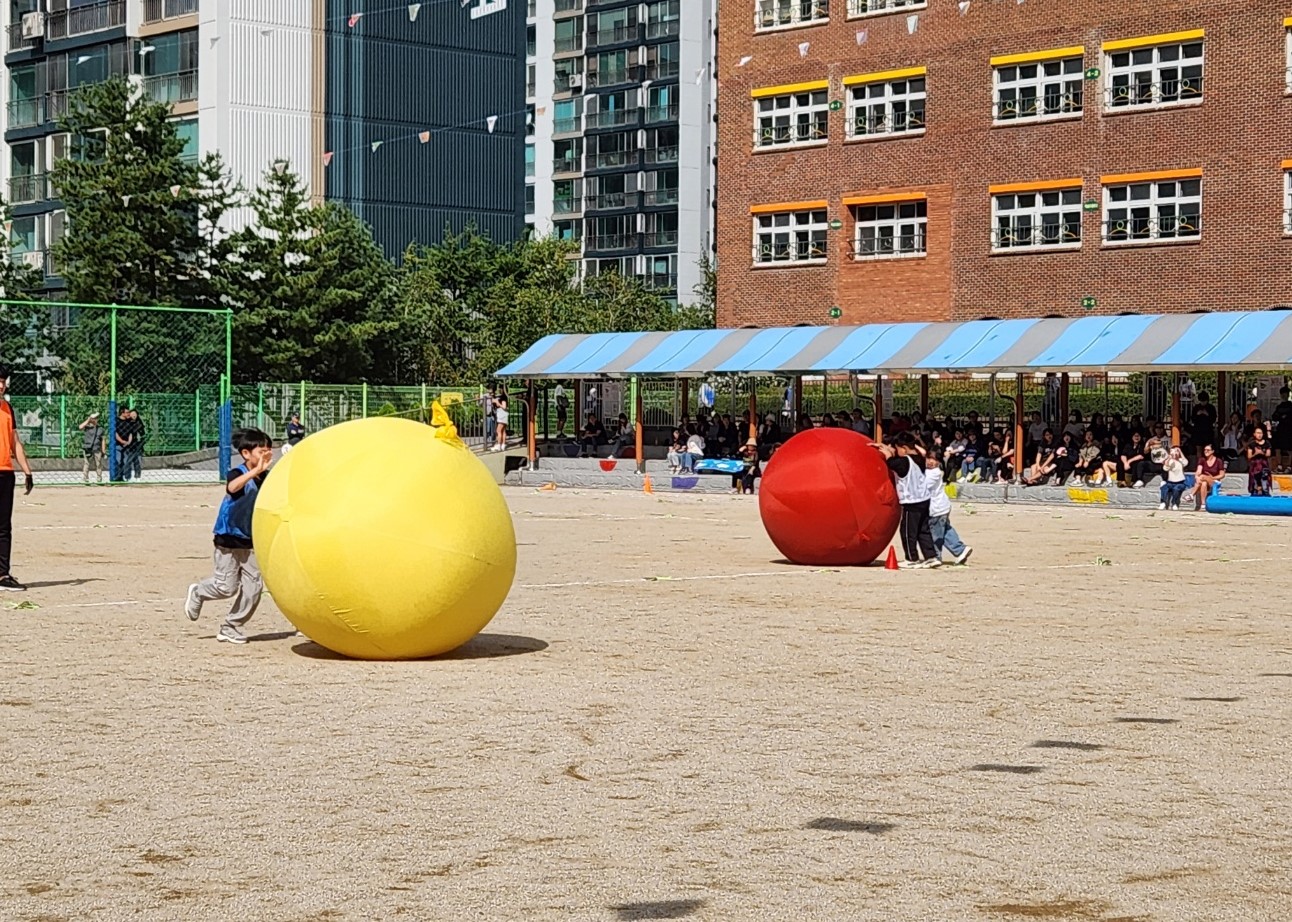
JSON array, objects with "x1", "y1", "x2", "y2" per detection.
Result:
[
  {"x1": 108, "y1": 306, "x2": 118, "y2": 482},
  {"x1": 257, "y1": 383, "x2": 265, "y2": 431},
  {"x1": 300, "y1": 380, "x2": 306, "y2": 418},
  {"x1": 362, "y1": 383, "x2": 369, "y2": 418},
  {"x1": 195, "y1": 388, "x2": 201, "y2": 452},
  {"x1": 59, "y1": 394, "x2": 66, "y2": 458}
]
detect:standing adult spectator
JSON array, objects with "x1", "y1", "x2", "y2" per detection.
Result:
[
  {"x1": 756, "y1": 413, "x2": 782, "y2": 460},
  {"x1": 491, "y1": 389, "x2": 509, "y2": 452},
  {"x1": 285, "y1": 413, "x2": 306, "y2": 450},
  {"x1": 1190, "y1": 391, "x2": 1217, "y2": 455},
  {"x1": 553, "y1": 384, "x2": 569, "y2": 439},
  {"x1": 1193, "y1": 444, "x2": 1226, "y2": 511},
  {"x1": 0, "y1": 365, "x2": 34, "y2": 591},
  {"x1": 1247, "y1": 425, "x2": 1273, "y2": 496},
  {"x1": 481, "y1": 386, "x2": 496, "y2": 449},
  {"x1": 115, "y1": 407, "x2": 135, "y2": 482},
  {"x1": 78, "y1": 412, "x2": 106, "y2": 485},
  {"x1": 127, "y1": 409, "x2": 145, "y2": 480},
  {"x1": 1271, "y1": 386, "x2": 1292, "y2": 473}
]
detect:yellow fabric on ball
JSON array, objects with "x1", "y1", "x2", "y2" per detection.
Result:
[{"x1": 252, "y1": 408, "x2": 517, "y2": 660}]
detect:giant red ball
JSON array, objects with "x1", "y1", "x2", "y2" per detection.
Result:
[{"x1": 758, "y1": 428, "x2": 900, "y2": 566}]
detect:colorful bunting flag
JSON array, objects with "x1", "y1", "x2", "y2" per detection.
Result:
[
  {"x1": 737, "y1": 55, "x2": 753, "y2": 67},
  {"x1": 798, "y1": 41, "x2": 810, "y2": 58},
  {"x1": 408, "y1": 3, "x2": 422, "y2": 20},
  {"x1": 323, "y1": 151, "x2": 334, "y2": 166},
  {"x1": 418, "y1": 130, "x2": 430, "y2": 143},
  {"x1": 486, "y1": 115, "x2": 497, "y2": 133},
  {"x1": 370, "y1": 140, "x2": 383, "y2": 152},
  {"x1": 348, "y1": 12, "x2": 362, "y2": 27}
]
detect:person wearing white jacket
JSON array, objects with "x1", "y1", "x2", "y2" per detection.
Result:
[{"x1": 924, "y1": 454, "x2": 972, "y2": 565}]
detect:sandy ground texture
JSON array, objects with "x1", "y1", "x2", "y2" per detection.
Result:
[{"x1": 1, "y1": 485, "x2": 1291, "y2": 922}]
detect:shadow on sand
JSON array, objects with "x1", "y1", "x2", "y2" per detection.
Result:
[{"x1": 289, "y1": 633, "x2": 549, "y2": 662}]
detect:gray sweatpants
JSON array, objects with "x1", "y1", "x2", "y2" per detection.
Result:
[{"x1": 195, "y1": 546, "x2": 262, "y2": 627}]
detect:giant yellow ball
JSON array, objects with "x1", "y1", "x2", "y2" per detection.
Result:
[{"x1": 252, "y1": 412, "x2": 517, "y2": 659}]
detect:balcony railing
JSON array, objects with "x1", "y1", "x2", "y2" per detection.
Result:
[
  {"x1": 554, "y1": 0, "x2": 582, "y2": 11},
  {"x1": 554, "y1": 35, "x2": 583, "y2": 53},
  {"x1": 143, "y1": 71, "x2": 198, "y2": 105},
  {"x1": 642, "y1": 272, "x2": 677, "y2": 292},
  {"x1": 143, "y1": 0, "x2": 198, "y2": 22},
  {"x1": 644, "y1": 188, "x2": 679, "y2": 206},
  {"x1": 47, "y1": 0, "x2": 125, "y2": 40},
  {"x1": 585, "y1": 191, "x2": 639, "y2": 210},
  {"x1": 756, "y1": 0, "x2": 829, "y2": 30},
  {"x1": 589, "y1": 24, "x2": 641, "y2": 48},
  {"x1": 646, "y1": 20, "x2": 681, "y2": 39},
  {"x1": 587, "y1": 234, "x2": 636, "y2": 251},
  {"x1": 587, "y1": 149, "x2": 635, "y2": 170},
  {"x1": 645, "y1": 63, "x2": 680, "y2": 82},
  {"x1": 8, "y1": 173, "x2": 49, "y2": 205},
  {"x1": 7, "y1": 97, "x2": 46, "y2": 130},
  {"x1": 10, "y1": 249, "x2": 46, "y2": 275},
  {"x1": 587, "y1": 66, "x2": 641, "y2": 89},
  {"x1": 589, "y1": 107, "x2": 640, "y2": 128},
  {"x1": 7, "y1": 19, "x2": 39, "y2": 52},
  {"x1": 645, "y1": 104, "x2": 678, "y2": 124},
  {"x1": 553, "y1": 198, "x2": 582, "y2": 215},
  {"x1": 552, "y1": 157, "x2": 582, "y2": 174},
  {"x1": 643, "y1": 230, "x2": 678, "y2": 248},
  {"x1": 553, "y1": 116, "x2": 582, "y2": 134},
  {"x1": 645, "y1": 145, "x2": 678, "y2": 164}
]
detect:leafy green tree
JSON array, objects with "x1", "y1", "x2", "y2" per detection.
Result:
[
  {"x1": 225, "y1": 164, "x2": 397, "y2": 383},
  {"x1": 52, "y1": 78, "x2": 241, "y2": 393},
  {"x1": 0, "y1": 202, "x2": 49, "y2": 391},
  {"x1": 676, "y1": 252, "x2": 717, "y2": 330}
]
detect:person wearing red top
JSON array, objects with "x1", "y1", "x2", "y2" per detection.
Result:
[
  {"x1": 0, "y1": 366, "x2": 35, "y2": 591},
  {"x1": 1192, "y1": 443, "x2": 1226, "y2": 512}
]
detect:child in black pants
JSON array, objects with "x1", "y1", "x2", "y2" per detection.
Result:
[{"x1": 877, "y1": 434, "x2": 939, "y2": 569}]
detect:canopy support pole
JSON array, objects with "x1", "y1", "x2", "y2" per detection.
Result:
[
  {"x1": 634, "y1": 376, "x2": 645, "y2": 475},
  {"x1": 526, "y1": 380, "x2": 537, "y2": 469},
  {"x1": 679, "y1": 378, "x2": 689, "y2": 424},
  {"x1": 1059, "y1": 372, "x2": 1070, "y2": 426},
  {"x1": 1014, "y1": 375, "x2": 1025, "y2": 484},
  {"x1": 1171, "y1": 373, "x2": 1182, "y2": 448},
  {"x1": 793, "y1": 376, "x2": 803, "y2": 424},
  {"x1": 873, "y1": 375, "x2": 885, "y2": 444},
  {"x1": 748, "y1": 381, "x2": 758, "y2": 441},
  {"x1": 1217, "y1": 371, "x2": 1228, "y2": 425},
  {"x1": 919, "y1": 374, "x2": 929, "y2": 419}
]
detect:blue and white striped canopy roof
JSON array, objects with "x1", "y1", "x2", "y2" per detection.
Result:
[{"x1": 496, "y1": 311, "x2": 1292, "y2": 378}]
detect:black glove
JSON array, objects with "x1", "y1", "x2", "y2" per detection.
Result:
[{"x1": 24, "y1": 474, "x2": 33, "y2": 495}]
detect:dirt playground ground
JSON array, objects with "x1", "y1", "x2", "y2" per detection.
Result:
[{"x1": 1, "y1": 485, "x2": 1290, "y2": 921}]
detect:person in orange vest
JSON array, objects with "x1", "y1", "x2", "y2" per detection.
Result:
[{"x1": 0, "y1": 365, "x2": 35, "y2": 591}]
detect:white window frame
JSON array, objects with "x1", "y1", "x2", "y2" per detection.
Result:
[
  {"x1": 1102, "y1": 177, "x2": 1201, "y2": 245},
  {"x1": 852, "y1": 199, "x2": 926, "y2": 260},
  {"x1": 846, "y1": 75, "x2": 925, "y2": 139},
  {"x1": 754, "y1": 88, "x2": 829, "y2": 149},
  {"x1": 991, "y1": 187, "x2": 1083, "y2": 252},
  {"x1": 754, "y1": 0, "x2": 829, "y2": 32},
  {"x1": 1105, "y1": 39, "x2": 1204, "y2": 111},
  {"x1": 1286, "y1": 27, "x2": 1292, "y2": 94},
  {"x1": 846, "y1": 0, "x2": 925, "y2": 18},
  {"x1": 753, "y1": 208, "x2": 829, "y2": 266},
  {"x1": 1284, "y1": 170, "x2": 1292, "y2": 236},
  {"x1": 993, "y1": 56, "x2": 1084, "y2": 123}
]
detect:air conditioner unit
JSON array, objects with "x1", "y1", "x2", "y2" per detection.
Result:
[
  {"x1": 21, "y1": 251, "x2": 44, "y2": 269},
  {"x1": 21, "y1": 11, "x2": 45, "y2": 40},
  {"x1": 568, "y1": 73, "x2": 584, "y2": 89}
]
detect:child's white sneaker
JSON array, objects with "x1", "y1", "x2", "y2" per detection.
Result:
[
  {"x1": 953, "y1": 547, "x2": 973, "y2": 565},
  {"x1": 217, "y1": 624, "x2": 248, "y2": 645},
  {"x1": 184, "y1": 584, "x2": 202, "y2": 621}
]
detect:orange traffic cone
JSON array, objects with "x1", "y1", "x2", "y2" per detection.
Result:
[
  {"x1": 643, "y1": 475, "x2": 654, "y2": 495},
  {"x1": 884, "y1": 546, "x2": 899, "y2": 570}
]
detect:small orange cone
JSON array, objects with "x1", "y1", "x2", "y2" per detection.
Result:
[
  {"x1": 643, "y1": 475, "x2": 654, "y2": 495},
  {"x1": 884, "y1": 546, "x2": 899, "y2": 570}
]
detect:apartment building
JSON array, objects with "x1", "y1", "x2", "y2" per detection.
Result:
[
  {"x1": 0, "y1": 0, "x2": 524, "y2": 299},
  {"x1": 716, "y1": 0, "x2": 1292, "y2": 327},
  {"x1": 527, "y1": 0, "x2": 716, "y2": 303}
]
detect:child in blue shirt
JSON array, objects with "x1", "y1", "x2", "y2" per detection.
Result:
[{"x1": 184, "y1": 428, "x2": 273, "y2": 644}]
